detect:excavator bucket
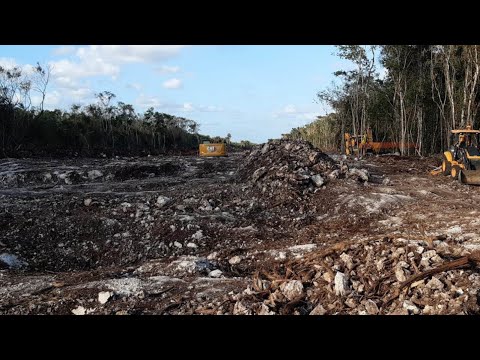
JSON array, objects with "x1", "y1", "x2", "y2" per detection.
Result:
[{"x1": 459, "y1": 170, "x2": 480, "y2": 185}]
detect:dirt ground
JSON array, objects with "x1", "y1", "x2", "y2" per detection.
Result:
[{"x1": 1, "y1": 145, "x2": 480, "y2": 315}]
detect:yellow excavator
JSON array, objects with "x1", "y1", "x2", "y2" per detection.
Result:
[
  {"x1": 198, "y1": 141, "x2": 227, "y2": 157},
  {"x1": 441, "y1": 125, "x2": 480, "y2": 185}
]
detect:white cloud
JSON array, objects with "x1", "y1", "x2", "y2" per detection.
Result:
[
  {"x1": 70, "y1": 88, "x2": 92, "y2": 102},
  {"x1": 49, "y1": 58, "x2": 120, "y2": 80},
  {"x1": 283, "y1": 104, "x2": 297, "y2": 114},
  {"x1": 127, "y1": 83, "x2": 142, "y2": 91},
  {"x1": 163, "y1": 78, "x2": 182, "y2": 89},
  {"x1": 0, "y1": 58, "x2": 36, "y2": 76},
  {"x1": 183, "y1": 102, "x2": 194, "y2": 111},
  {"x1": 378, "y1": 66, "x2": 388, "y2": 80},
  {"x1": 181, "y1": 103, "x2": 224, "y2": 113},
  {"x1": 76, "y1": 45, "x2": 187, "y2": 64},
  {"x1": 273, "y1": 104, "x2": 321, "y2": 124},
  {"x1": 135, "y1": 95, "x2": 223, "y2": 115},
  {"x1": 156, "y1": 65, "x2": 180, "y2": 74},
  {"x1": 47, "y1": 45, "x2": 188, "y2": 98},
  {"x1": 52, "y1": 46, "x2": 77, "y2": 56},
  {"x1": 31, "y1": 90, "x2": 61, "y2": 108},
  {"x1": 53, "y1": 75, "x2": 78, "y2": 89},
  {"x1": 0, "y1": 57, "x2": 18, "y2": 69},
  {"x1": 136, "y1": 95, "x2": 162, "y2": 108},
  {"x1": 197, "y1": 105, "x2": 224, "y2": 112}
]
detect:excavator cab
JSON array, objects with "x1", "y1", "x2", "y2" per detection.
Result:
[{"x1": 442, "y1": 126, "x2": 480, "y2": 184}]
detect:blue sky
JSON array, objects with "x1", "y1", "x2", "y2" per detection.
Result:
[{"x1": 0, "y1": 45, "x2": 354, "y2": 143}]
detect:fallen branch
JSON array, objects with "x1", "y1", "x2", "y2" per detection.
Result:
[{"x1": 382, "y1": 251, "x2": 480, "y2": 307}]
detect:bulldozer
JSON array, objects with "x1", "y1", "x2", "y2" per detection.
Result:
[{"x1": 441, "y1": 125, "x2": 480, "y2": 185}]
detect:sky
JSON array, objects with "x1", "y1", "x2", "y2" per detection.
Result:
[{"x1": 0, "y1": 45, "x2": 355, "y2": 143}]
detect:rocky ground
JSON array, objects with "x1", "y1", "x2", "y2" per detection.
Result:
[{"x1": 1, "y1": 140, "x2": 480, "y2": 315}]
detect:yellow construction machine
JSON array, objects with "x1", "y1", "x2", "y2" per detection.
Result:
[
  {"x1": 344, "y1": 128, "x2": 417, "y2": 156},
  {"x1": 198, "y1": 142, "x2": 227, "y2": 157},
  {"x1": 441, "y1": 125, "x2": 480, "y2": 185}
]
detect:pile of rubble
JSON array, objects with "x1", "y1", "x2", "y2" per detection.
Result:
[
  {"x1": 233, "y1": 236, "x2": 480, "y2": 315},
  {"x1": 236, "y1": 139, "x2": 370, "y2": 195}
]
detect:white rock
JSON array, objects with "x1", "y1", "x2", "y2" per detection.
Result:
[
  {"x1": 72, "y1": 306, "x2": 86, "y2": 315},
  {"x1": 365, "y1": 300, "x2": 379, "y2": 315},
  {"x1": 309, "y1": 304, "x2": 327, "y2": 315},
  {"x1": 334, "y1": 272, "x2": 349, "y2": 296},
  {"x1": 88, "y1": 170, "x2": 103, "y2": 180},
  {"x1": 98, "y1": 291, "x2": 113, "y2": 304},
  {"x1": 170, "y1": 225, "x2": 176, "y2": 232},
  {"x1": 191, "y1": 230, "x2": 204, "y2": 240},
  {"x1": 84, "y1": 198, "x2": 92, "y2": 206},
  {"x1": 207, "y1": 252, "x2": 218, "y2": 260},
  {"x1": 209, "y1": 269, "x2": 223, "y2": 278},
  {"x1": 120, "y1": 202, "x2": 132, "y2": 212},
  {"x1": 416, "y1": 246, "x2": 425, "y2": 254},
  {"x1": 431, "y1": 255, "x2": 443, "y2": 263},
  {"x1": 348, "y1": 168, "x2": 369, "y2": 182},
  {"x1": 426, "y1": 277, "x2": 444, "y2": 290},
  {"x1": 328, "y1": 170, "x2": 340, "y2": 179},
  {"x1": 395, "y1": 268, "x2": 406, "y2": 282},
  {"x1": 422, "y1": 250, "x2": 437, "y2": 259},
  {"x1": 186, "y1": 242, "x2": 198, "y2": 248},
  {"x1": 280, "y1": 280, "x2": 304, "y2": 301},
  {"x1": 345, "y1": 298, "x2": 357, "y2": 308},
  {"x1": 156, "y1": 196, "x2": 172, "y2": 208},
  {"x1": 339, "y1": 252, "x2": 354, "y2": 270},
  {"x1": 311, "y1": 174, "x2": 325, "y2": 187},
  {"x1": 411, "y1": 280, "x2": 424, "y2": 288},
  {"x1": 258, "y1": 304, "x2": 275, "y2": 315},
  {"x1": 229, "y1": 256, "x2": 242, "y2": 265},
  {"x1": 323, "y1": 272, "x2": 334, "y2": 283},
  {"x1": 376, "y1": 258, "x2": 385, "y2": 271},
  {"x1": 446, "y1": 225, "x2": 462, "y2": 235},
  {"x1": 423, "y1": 305, "x2": 434, "y2": 315},
  {"x1": 173, "y1": 241, "x2": 183, "y2": 248},
  {"x1": 233, "y1": 301, "x2": 251, "y2": 315},
  {"x1": 393, "y1": 248, "x2": 406, "y2": 258},
  {"x1": 420, "y1": 258, "x2": 430, "y2": 268},
  {"x1": 403, "y1": 300, "x2": 419, "y2": 314}
]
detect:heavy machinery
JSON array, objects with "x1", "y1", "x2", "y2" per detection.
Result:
[
  {"x1": 344, "y1": 128, "x2": 417, "y2": 156},
  {"x1": 199, "y1": 142, "x2": 227, "y2": 157},
  {"x1": 441, "y1": 125, "x2": 480, "y2": 185}
]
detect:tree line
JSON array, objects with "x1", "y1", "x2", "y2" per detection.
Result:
[
  {"x1": 0, "y1": 63, "x2": 248, "y2": 158},
  {"x1": 289, "y1": 45, "x2": 480, "y2": 155}
]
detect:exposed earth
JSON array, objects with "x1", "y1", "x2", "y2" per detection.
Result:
[{"x1": 1, "y1": 140, "x2": 480, "y2": 315}]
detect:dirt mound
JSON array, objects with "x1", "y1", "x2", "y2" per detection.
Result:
[{"x1": 236, "y1": 139, "x2": 369, "y2": 194}]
